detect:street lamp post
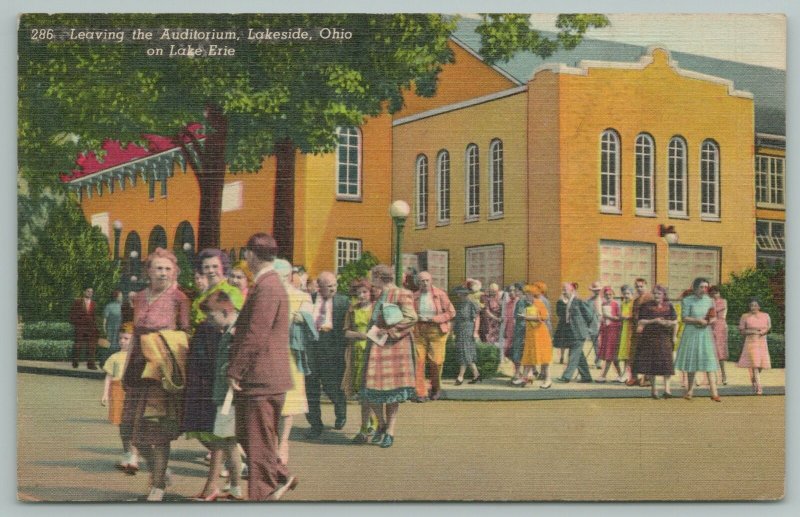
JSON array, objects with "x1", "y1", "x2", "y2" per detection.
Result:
[
  {"x1": 389, "y1": 200, "x2": 410, "y2": 285},
  {"x1": 112, "y1": 220, "x2": 123, "y2": 262}
]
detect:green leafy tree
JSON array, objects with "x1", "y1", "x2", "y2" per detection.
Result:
[
  {"x1": 336, "y1": 251, "x2": 380, "y2": 295},
  {"x1": 19, "y1": 13, "x2": 608, "y2": 260},
  {"x1": 18, "y1": 196, "x2": 120, "y2": 323}
]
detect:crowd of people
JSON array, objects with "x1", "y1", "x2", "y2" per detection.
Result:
[
  {"x1": 466, "y1": 276, "x2": 773, "y2": 401},
  {"x1": 77, "y1": 231, "x2": 774, "y2": 502}
]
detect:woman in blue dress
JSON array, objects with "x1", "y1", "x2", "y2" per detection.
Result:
[
  {"x1": 453, "y1": 287, "x2": 482, "y2": 385},
  {"x1": 674, "y1": 277, "x2": 722, "y2": 402}
]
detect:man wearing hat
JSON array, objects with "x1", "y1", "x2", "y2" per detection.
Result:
[{"x1": 587, "y1": 281, "x2": 604, "y2": 369}]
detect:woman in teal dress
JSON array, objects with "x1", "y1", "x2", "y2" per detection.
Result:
[{"x1": 674, "y1": 277, "x2": 722, "y2": 402}]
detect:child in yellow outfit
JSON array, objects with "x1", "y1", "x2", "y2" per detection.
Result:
[{"x1": 101, "y1": 322, "x2": 139, "y2": 473}]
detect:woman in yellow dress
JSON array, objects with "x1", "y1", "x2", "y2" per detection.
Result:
[
  {"x1": 616, "y1": 285, "x2": 634, "y2": 383},
  {"x1": 273, "y1": 259, "x2": 312, "y2": 466},
  {"x1": 513, "y1": 285, "x2": 553, "y2": 389}
]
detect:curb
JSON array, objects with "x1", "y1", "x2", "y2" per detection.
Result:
[{"x1": 18, "y1": 362, "x2": 785, "y2": 401}]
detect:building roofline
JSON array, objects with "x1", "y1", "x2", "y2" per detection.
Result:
[
  {"x1": 530, "y1": 45, "x2": 754, "y2": 100},
  {"x1": 449, "y1": 35, "x2": 523, "y2": 86},
  {"x1": 393, "y1": 85, "x2": 528, "y2": 127}
]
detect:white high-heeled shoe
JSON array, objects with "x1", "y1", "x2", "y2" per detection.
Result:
[{"x1": 146, "y1": 488, "x2": 164, "y2": 502}]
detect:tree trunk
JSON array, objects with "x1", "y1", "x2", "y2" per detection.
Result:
[
  {"x1": 273, "y1": 139, "x2": 296, "y2": 262},
  {"x1": 195, "y1": 105, "x2": 228, "y2": 251}
]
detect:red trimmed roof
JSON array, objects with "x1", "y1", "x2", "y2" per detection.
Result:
[{"x1": 60, "y1": 123, "x2": 204, "y2": 182}]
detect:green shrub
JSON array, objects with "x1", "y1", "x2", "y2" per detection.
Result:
[
  {"x1": 336, "y1": 251, "x2": 380, "y2": 294},
  {"x1": 719, "y1": 263, "x2": 784, "y2": 333},
  {"x1": 726, "y1": 328, "x2": 784, "y2": 369},
  {"x1": 441, "y1": 335, "x2": 501, "y2": 379},
  {"x1": 21, "y1": 321, "x2": 73, "y2": 341},
  {"x1": 17, "y1": 340, "x2": 73, "y2": 361}
]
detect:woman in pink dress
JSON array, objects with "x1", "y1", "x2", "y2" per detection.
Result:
[
  {"x1": 708, "y1": 286, "x2": 729, "y2": 384},
  {"x1": 596, "y1": 287, "x2": 622, "y2": 382},
  {"x1": 737, "y1": 298, "x2": 772, "y2": 395},
  {"x1": 121, "y1": 248, "x2": 191, "y2": 501}
]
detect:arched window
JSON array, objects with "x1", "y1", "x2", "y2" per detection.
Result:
[
  {"x1": 148, "y1": 225, "x2": 168, "y2": 255},
  {"x1": 489, "y1": 139, "x2": 504, "y2": 217},
  {"x1": 465, "y1": 144, "x2": 480, "y2": 219},
  {"x1": 335, "y1": 126, "x2": 361, "y2": 200},
  {"x1": 173, "y1": 221, "x2": 195, "y2": 254},
  {"x1": 600, "y1": 130, "x2": 621, "y2": 212},
  {"x1": 667, "y1": 137, "x2": 687, "y2": 216},
  {"x1": 436, "y1": 150, "x2": 451, "y2": 224},
  {"x1": 635, "y1": 133, "x2": 655, "y2": 214},
  {"x1": 415, "y1": 154, "x2": 428, "y2": 227},
  {"x1": 123, "y1": 231, "x2": 142, "y2": 278},
  {"x1": 700, "y1": 140, "x2": 720, "y2": 218}
]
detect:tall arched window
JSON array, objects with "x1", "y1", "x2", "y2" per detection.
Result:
[
  {"x1": 489, "y1": 139, "x2": 504, "y2": 217},
  {"x1": 667, "y1": 137, "x2": 687, "y2": 216},
  {"x1": 415, "y1": 154, "x2": 428, "y2": 228},
  {"x1": 173, "y1": 221, "x2": 195, "y2": 254},
  {"x1": 124, "y1": 231, "x2": 142, "y2": 278},
  {"x1": 436, "y1": 150, "x2": 451, "y2": 224},
  {"x1": 635, "y1": 133, "x2": 655, "y2": 214},
  {"x1": 465, "y1": 144, "x2": 480, "y2": 219},
  {"x1": 600, "y1": 130, "x2": 621, "y2": 212},
  {"x1": 148, "y1": 225, "x2": 168, "y2": 254},
  {"x1": 335, "y1": 126, "x2": 361, "y2": 200},
  {"x1": 700, "y1": 140, "x2": 720, "y2": 218}
]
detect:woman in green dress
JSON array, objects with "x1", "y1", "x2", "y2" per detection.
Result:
[
  {"x1": 674, "y1": 277, "x2": 722, "y2": 402},
  {"x1": 343, "y1": 278, "x2": 378, "y2": 443}
]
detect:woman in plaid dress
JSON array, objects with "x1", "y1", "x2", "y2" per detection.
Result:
[{"x1": 360, "y1": 265, "x2": 418, "y2": 448}]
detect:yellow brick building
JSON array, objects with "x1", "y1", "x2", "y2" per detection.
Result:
[{"x1": 393, "y1": 47, "x2": 759, "y2": 295}]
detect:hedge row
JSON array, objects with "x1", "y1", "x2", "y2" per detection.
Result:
[
  {"x1": 441, "y1": 338, "x2": 501, "y2": 379},
  {"x1": 17, "y1": 340, "x2": 73, "y2": 361},
  {"x1": 21, "y1": 321, "x2": 73, "y2": 341}
]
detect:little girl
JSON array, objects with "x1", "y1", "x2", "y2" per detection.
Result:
[{"x1": 101, "y1": 322, "x2": 140, "y2": 473}]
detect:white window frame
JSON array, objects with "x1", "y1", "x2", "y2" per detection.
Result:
[
  {"x1": 221, "y1": 181, "x2": 244, "y2": 212},
  {"x1": 598, "y1": 240, "x2": 656, "y2": 290},
  {"x1": 465, "y1": 144, "x2": 480, "y2": 221},
  {"x1": 667, "y1": 137, "x2": 688, "y2": 217},
  {"x1": 436, "y1": 150, "x2": 451, "y2": 225},
  {"x1": 635, "y1": 133, "x2": 655, "y2": 215},
  {"x1": 489, "y1": 139, "x2": 504, "y2": 218},
  {"x1": 415, "y1": 154, "x2": 428, "y2": 228},
  {"x1": 700, "y1": 140, "x2": 720, "y2": 219},
  {"x1": 600, "y1": 130, "x2": 621, "y2": 213},
  {"x1": 335, "y1": 238, "x2": 362, "y2": 274},
  {"x1": 465, "y1": 244, "x2": 504, "y2": 288},
  {"x1": 335, "y1": 126, "x2": 362, "y2": 201},
  {"x1": 667, "y1": 245, "x2": 721, "y2": 300},
  {"x1": 90, "y1": 212, "x2": 110, "y2": 238},
  {"x1": 755, "y1": 154, "x2": 785, "y2": 209},
  {"x1": 756, "y1": 220, "x2": 785, "y2": 252}
]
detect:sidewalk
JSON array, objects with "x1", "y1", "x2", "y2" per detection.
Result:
[{"x1": 18, "y1": 359, "x2": 784, "y2": 401}]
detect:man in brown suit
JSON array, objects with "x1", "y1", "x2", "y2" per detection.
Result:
[
  {"x1": 69, "y1": 287, "x2": 99, "y2": 369},
  {"x1": 227, "y1": 233, "x2": 297, "y2": 501}
]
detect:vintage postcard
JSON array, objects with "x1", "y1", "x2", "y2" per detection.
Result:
[{"x1": 17, "y1": 13, "x2": 785, "y2": 502}]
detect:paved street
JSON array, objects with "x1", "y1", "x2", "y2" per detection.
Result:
[{"x1": 17, "y1": 372, "x2": 784, "y2": 502}]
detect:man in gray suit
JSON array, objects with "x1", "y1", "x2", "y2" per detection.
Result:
[
  {"x1": 554, "y1": 282, "x2": 594, "y2": 383},
  {"x1": 305, "y1": 271, "x2": 350, "y2": 438}
]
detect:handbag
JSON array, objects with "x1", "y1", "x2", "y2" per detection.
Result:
[{"x1": 381, "y1": 303, "x2": 403, "y2": 326}]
